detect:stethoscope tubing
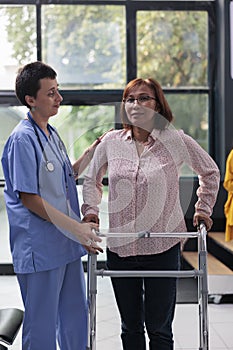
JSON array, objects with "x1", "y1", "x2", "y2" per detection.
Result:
[{"x1": 27, "y1": 112, "x2": 71, "y2": 174}]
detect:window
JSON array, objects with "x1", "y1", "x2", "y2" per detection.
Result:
[
  {"x1": 0, "y1": 5, "x2": 37, "y2": 90},
  {"x1": 0, "y1": 0, "x2": 216, "y2": 267},
  {"x1": 52, "y1": 105, "x2": 115, "y2": 163},
  {"x1": 136, "y1": 10, "x2": 209, "y2": 152},
  {"x1": 137, "y1": 11, "x2": 208, "y2": 87},
  {"x1": 42, "y1": 5, "x2": 126, "y2": 89}
]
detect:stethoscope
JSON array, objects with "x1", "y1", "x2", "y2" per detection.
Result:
[{"x1": 27, "y1": 112, "x2": 71, "y2": 174}]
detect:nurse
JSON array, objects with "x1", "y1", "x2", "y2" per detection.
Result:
[{"x1": 1, "y1": 61, "x2": 102, "y2": 350}]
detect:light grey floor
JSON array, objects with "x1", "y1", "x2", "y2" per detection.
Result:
[{"x1": 0, "y1": 274, "x2": 233, "y2": 350}]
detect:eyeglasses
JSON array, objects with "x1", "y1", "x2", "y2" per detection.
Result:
[{"x1": 124, "y1": 95, "x2": 156, "y2": 105}]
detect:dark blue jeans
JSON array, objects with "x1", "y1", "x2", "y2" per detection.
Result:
[{"x1": 106, "y1": 244, "x2": 180, "y2": 350}]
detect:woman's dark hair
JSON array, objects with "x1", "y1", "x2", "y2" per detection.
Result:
[
  {"x1": 15, "y1": 61, "x2": 57, "y2": 108},
  {"x1": 121, "y1": 78, "x2": 174, "y2": 130}
]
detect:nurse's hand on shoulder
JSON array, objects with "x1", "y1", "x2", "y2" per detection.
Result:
[{"x1": 77, "y1": 222, "x2": 103, "y2": 254}]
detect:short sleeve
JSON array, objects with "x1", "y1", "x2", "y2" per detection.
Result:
[{"x1": 8, "y1": 136, "x2": 39, "y2": 194}]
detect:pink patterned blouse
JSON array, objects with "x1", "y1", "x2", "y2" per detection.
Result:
[{"x1": 81, "y1": 128, "x2": 220, "y2": 257}]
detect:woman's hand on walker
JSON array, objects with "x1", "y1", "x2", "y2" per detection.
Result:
[
  {"x1": 82, "y1": 213, "x2": 99, "y2": 224},
  {"x1": 193, "y1": 213, "x2": 213, "y2": 231}
]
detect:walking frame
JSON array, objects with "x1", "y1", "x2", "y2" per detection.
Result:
[{"x1": 86, "y1": 223, "x2": 209, "y2": 350}]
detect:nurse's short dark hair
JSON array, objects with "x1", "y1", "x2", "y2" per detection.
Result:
[{"x1": 15, "y1": 61, "x2": 57, "y2": 108}]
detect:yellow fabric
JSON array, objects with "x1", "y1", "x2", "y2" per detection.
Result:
[{"x1": 223, "y1": 149, "x2": 233, "y2": 241}]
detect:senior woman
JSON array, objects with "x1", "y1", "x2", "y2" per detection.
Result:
[{"x1": 82, "y1": 78, "x2": 220, "y2": 350}]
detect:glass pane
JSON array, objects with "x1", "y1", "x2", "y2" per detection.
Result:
[
  {"x1": 0, "y1": 187, "x2": 12, "y2": 263},
  {"x1": 42, "y1": 5, "x2": 126, "y2": 89},
  {"x1": 51, "y1": 104, "x2": 115, "y2": 166},
  {"x1": 0, "y1": 184, "x2": 109, "y2": 264},
  {"x1": 0, "y1": 104, "x2": 115, "y2": 177},
  {"x1": 167, "y1": 93, "x2": 208, "y2": 151},
  {"x1": 52, "y1": 105, "x2": 113, "y2": 259},
  {"x1": 0, "y1": 104, "x2": 113, "y2": 263},
  {"x1": 0, "y1": 5, "x2": 37, "y2": 90},
  {"x1": 0, "y1": 106, "x2": 25, "y2": 263},
  {"x1": 0, "y1": 106, "x2": 25, "y2": 178},
  {"x1": 166, "y1": 93, "x2": 208, "y2": 176},
  {"x1": 137, "y1": 11, "x2": 208, "y2": 87}
]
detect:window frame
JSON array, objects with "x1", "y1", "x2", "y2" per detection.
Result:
[
  {"x1": 0, "y1": 0, "x2": 216, "y2": 156},
  {"x1": 0, "y1": 0, "x2": 217, "y2": 270}
]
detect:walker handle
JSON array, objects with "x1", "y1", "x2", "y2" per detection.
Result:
[{"x1": 197, "y1": 220, "x2": 206, "y2": 230}]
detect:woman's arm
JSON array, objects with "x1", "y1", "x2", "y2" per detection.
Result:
[
  {"x1": 81, "y1": 140, "x2": 108, "y2": 220},
  {"x1": 181, "y1": 132, "x2": 220, "y2": 230}
]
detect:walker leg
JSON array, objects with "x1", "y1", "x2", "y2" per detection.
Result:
[
  {"x1": 198, "y1": 251, "x2": 209, "y2": 350},
  {"x1": 87, "y1": 254, "x2": 97, "y2": 350}
]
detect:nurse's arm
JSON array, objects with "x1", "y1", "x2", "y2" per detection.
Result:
[
  {"x1": 19, "y1": 192, "x2": 102, "y2": 250},
  {"x1": 72, "y1": 128, "x2": 113, "y2": 178}
]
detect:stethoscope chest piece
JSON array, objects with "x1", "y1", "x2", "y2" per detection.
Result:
[
  {"x1": 46, "y1": 161, "x2": 55, "y2": 172},
  {"x1": 27, "y1": 112, "x2": 69, "y2": 174}
]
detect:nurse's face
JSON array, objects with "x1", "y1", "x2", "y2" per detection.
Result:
[
  {"x1": 33, "y1": 78, "x2": 63, "y2": 119},
  {"x1": 124, "y1": 85, "x2": 157, "y2": 130}
]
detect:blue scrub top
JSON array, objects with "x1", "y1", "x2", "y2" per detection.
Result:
[{"x1": 1, "y1": 119, "x2": 86, "y2": 274}]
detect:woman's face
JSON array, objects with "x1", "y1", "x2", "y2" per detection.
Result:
[
  {"x1": 124, "y1": 84, "x2": 157, "y2": 131},
  {"x1": 32, "y1": 78, "x2": 63, "y2": 119}
]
